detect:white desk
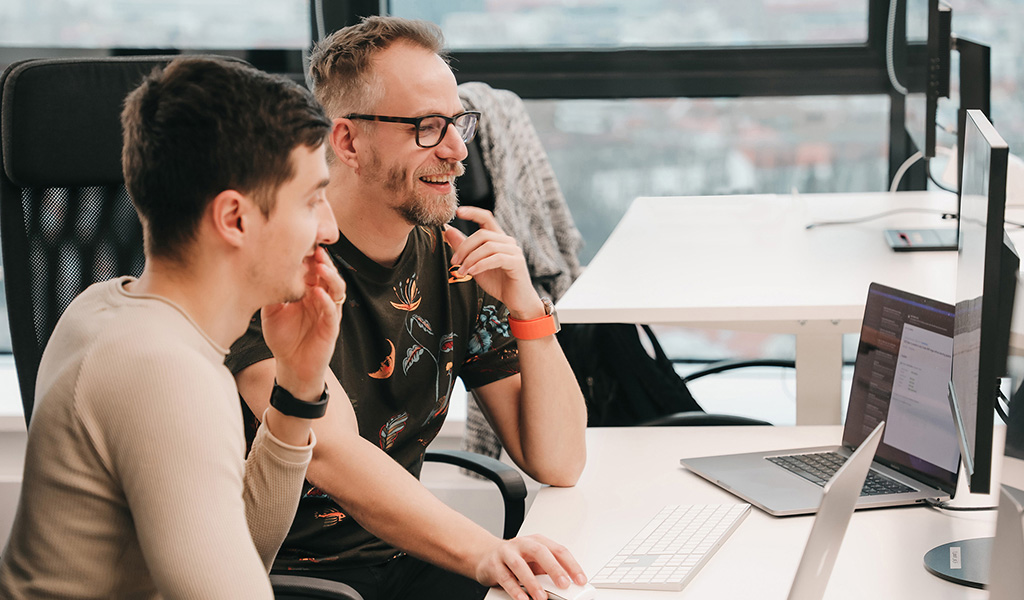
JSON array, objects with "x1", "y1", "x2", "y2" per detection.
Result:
[
  {"x1": 556, "y1": 192, "x2": 961, "y2": 425},
  {"x1": 487, "y1": 426, "x2": 994, "y2": 599}
]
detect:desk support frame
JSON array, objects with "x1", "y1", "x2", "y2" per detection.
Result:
[{"x1": 794, "y1": 329, "x2": 844, "y2": 425}]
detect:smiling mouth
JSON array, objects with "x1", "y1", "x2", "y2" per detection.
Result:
[{"x1": 419, "y1": 174, "x2": 455, "y2": 186}]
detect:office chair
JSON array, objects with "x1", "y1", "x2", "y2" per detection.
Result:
[
  {"x1": 0, "y1": 56, "x2": 524, "y2": 599},
  {"x1": 456, "y1": 82, "x2": 790, "y2": 434}
]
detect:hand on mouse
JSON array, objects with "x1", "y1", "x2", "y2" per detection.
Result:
[{"x1": 474, "y1": 535, "x2": 588, "y2": 600}]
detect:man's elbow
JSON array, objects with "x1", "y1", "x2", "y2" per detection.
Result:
[{"x1": 527, "y1": 450, "x2": 586, "y2": 487}]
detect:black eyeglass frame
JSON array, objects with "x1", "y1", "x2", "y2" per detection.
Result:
[{"x1": 344, "y1": 111, "x2": 481, "y2": 148}]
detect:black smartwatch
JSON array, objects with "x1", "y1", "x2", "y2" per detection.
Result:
[{"x1": 269, "y1": 381, "x2": 329, "y2": 419}]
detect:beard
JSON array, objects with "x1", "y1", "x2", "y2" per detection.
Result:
[{"x1": 365, "y1": 150, "x2": 465, "y2": 227}]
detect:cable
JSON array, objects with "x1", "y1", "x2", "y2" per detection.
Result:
[
  {"x1": 997, "y1": 389, "x2": 1010, "y2": 423},
  {"x1": 805, "y1": 207, "x2": 956, "y2": 230},
  {"x1": 925, "y1": 158, "x2": 957, "y2": 194},
  {"x1": 886, "y1": 0, "x2": 909, "y2": 96},
  {"x1": 925, "y1": 498, "x2": 998, "y2": 512},
  {"x1": 314, "y1": 0, "x2": 326, "y2": 42},
  {"x1": 890, "y1": 150, "x2": 924, "y2": 193}
]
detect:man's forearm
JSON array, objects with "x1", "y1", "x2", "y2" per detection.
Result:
[
  {"x1": 513, "y1": 335, "x2": 587, "y2": 486},
  {"x1": 305, "y1": 434, "x2": 501, "y2": 578}
]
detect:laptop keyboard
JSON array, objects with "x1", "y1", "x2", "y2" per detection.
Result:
[{"x1": 767, "y1": 451, "x2": 916, "y2": 496}]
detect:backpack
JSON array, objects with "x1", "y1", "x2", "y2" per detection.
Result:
[{"x1": 557, "y1": 323, "x2": 704, "y2": 427}]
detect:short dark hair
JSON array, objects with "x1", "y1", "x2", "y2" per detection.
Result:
[
  {"x1": 309, "y1": 16, "x2": 447, "y2": 119},
  {"x1": 121, "y1": 56, "x2": 331, "y2": 262}
]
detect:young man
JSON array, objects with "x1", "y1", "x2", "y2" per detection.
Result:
[
  {"x1": 0, "y1": 57, "x2": 344, "y2": 598},
  {"x1": 229, "y1": 16, "x2": 588, "y2": 600}
]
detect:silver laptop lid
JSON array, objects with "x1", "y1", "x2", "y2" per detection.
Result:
[{"x1": 788, "y1": 421, "x2": 886, "y2": 600}]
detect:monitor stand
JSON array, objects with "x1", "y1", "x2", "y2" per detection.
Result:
[
  {"x1": 884, "y1": 228, "x2": 958, "y2": 252},
  {"x1": 923, "y1": 485, "x2": 1024, "y2": 590},
  {"x1": 923, "y1": 537, "x2": 991, "y2": 588}
]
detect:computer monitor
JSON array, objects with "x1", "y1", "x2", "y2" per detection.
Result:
[
  {"x1": 923, "y1": 108, "x2": 1017, "y2": 589},
  {"x1": 954, "y1": 37, "x2": 993, "y2": 194},
  {"x1": 924, "y1": 0, "x2": 951, "y2": 160},
  {"x1": 949, "y1": 109, "x2": 1016, "y2": 495},
  {"x1": 903, "y1": 0, "x2": 950, "y2": 163},
  {"x1": 889, "y1": 4, "x2": 995, "y2": 253}
]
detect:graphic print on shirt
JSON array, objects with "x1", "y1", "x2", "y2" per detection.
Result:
[
  {"x1": 389, "y1": 273, "x2": 458, "y2": 426},
  {"x1": 292, "y1": 554, "x2": 342, "y2": 567},
  {"x1": 379, "y1": 412, "x2": 409, "y2": 450},
  {"x1": 448, "y1": 264, "x2": 472, "y2": 283},
  {"x1": 467, "y1": 304, "x2": 511, "y2": 358},
  {"x1": 390, "y1": 275, "x2": 422, "y2": 311},
  {"x1": 315, "y1": 508, "x2": 348, "y2": 527},
  {"x1": 368, "y1": 338, "x2": 396, "y2": 379},
  {"x1": 304, "y1": 485, "x2": 331, "y2": 499}
]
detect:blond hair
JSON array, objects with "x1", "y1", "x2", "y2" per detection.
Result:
[{"x1": 309, "y1": 16, "x2": 448, "y2": 119}]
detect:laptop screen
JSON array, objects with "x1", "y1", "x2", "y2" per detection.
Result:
[{"x1": 842, "y1": 283, "x2": 959, "y2": 493}]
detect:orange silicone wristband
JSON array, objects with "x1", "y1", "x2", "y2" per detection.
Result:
[{"x1": 508, "y1": 314, "x2": 558, "y2": 340}]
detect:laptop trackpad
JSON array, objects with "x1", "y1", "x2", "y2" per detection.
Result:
[{"x1": 681, "y1": 451, "x2": 830, "y2": 517}]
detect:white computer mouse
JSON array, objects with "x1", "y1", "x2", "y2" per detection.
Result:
[{"x1": 524, "y1": 573, "x2": 596, "y2": 600}]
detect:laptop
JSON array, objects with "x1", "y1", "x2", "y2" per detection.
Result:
[
  {"x1": 681, "y1": 282, "x2": 959, "y2": 516},
  {"x1": 788, "y1": 420, "x2": 885, "y2": 600}
]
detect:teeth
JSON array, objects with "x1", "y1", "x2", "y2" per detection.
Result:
[{"x1": 421, "y1": 176, "x2": 451, "y2": 184}]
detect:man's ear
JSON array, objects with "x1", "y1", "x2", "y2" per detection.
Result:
[
  {"x1": 208, "y1": 189, "x2": 255, "y2": 248},
  {"x1": 329, "y1": 117, "x2": 361, "y2": 169}
]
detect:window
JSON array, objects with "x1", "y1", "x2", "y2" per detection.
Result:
[
  {"x1": 525, "y1": 95, "x2": 890, "y2": 264},
  {"x1": 0, "y1": 0, "x2": 309, "y2": 48},
  {"x1": 392, "y1": 0, "x2": 870, "y2": 49}
]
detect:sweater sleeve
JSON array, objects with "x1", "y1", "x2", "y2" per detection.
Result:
[
  {"x1": 244, "y1": 410, "x2": 315, "y2": 569},
  {"x1": 75, "y1": 337, "x2": 306, "y2": 598}
]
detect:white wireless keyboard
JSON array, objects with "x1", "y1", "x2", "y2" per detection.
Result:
[{"x1": 590, "y1": 503, "x2": 750, "y2": 591}]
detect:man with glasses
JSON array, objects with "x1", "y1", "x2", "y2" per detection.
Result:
[{"x1": 227, "y1": 15, "x2": 588, "y2": 600}]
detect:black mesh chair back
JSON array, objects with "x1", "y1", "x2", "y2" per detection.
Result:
[{"x1": 0, "y1": 56, "x2": 181, "y2": 424}]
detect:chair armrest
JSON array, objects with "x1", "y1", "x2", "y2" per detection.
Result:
[
  {"x1": 638, "y1": 411, "x2": 772, "y2": 427},
  {"x1": 425, "y1": 449, "x2": 527, "y2": 539},
  {"x1": 679, "y1": 359, "x2": 796, "y2": 384},
  {"x1": 270, "y1": 573, "x2": 364, "y2": 600}
]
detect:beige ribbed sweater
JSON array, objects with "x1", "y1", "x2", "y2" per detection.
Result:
[{"x1": 0, "y1": 277, "x2": 313, "y2": 599}]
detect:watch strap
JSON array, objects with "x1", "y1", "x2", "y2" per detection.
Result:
[
  {"x1": 269, "y1": 381, "x2": 329, "y2": 419},
  {"x1": 508, "y1": 298, "x2": 561, "y2": 340}
]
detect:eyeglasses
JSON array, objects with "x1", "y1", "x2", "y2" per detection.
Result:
[{"x1": 345, "y1": 111, "x2": 481, "y2": 149}]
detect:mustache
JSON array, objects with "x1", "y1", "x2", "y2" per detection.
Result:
[{"x1": 415, "y1": 161, "x2": 465, "y2": 179}]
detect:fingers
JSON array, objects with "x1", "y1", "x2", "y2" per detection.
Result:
[
  {"x1": 484, "y1": 536, "x2": 587, "y2": 600},
  {"x1": 515, "y1": 536, "x2": 582, "y2": 590},
  {"x1": 455, "y1": 241, "x2": 524, "y2": 279},
  {"x1": 307, "y1": 246, "x2": 347, "y2": 311},
  {"x1": 506, "y1": 558, "x2": 543, "y2": 600},
  {"x1": 449, "y1": 229, "x2": 520, "y2": 271},
  {"x1": 443, "y1": 223, "x2": 467, "y2": 251},
  {"x1": 535, "y1": 537, "x2": 587, "y2": 586},
  {"x1": 492, "y1": 566, "x2": 531, "y2": 600},
  {"x1": 454, "y1": 206, "x2": 504, "y2": 233}
]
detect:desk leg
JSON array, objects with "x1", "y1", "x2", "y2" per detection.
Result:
[{"x1": 794, "y1": 333, "x2": 843, "y2": 425}]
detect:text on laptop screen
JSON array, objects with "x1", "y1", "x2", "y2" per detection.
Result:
[{"x1": 843, "y1": 286, "x2": 958, "y2": 490}]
